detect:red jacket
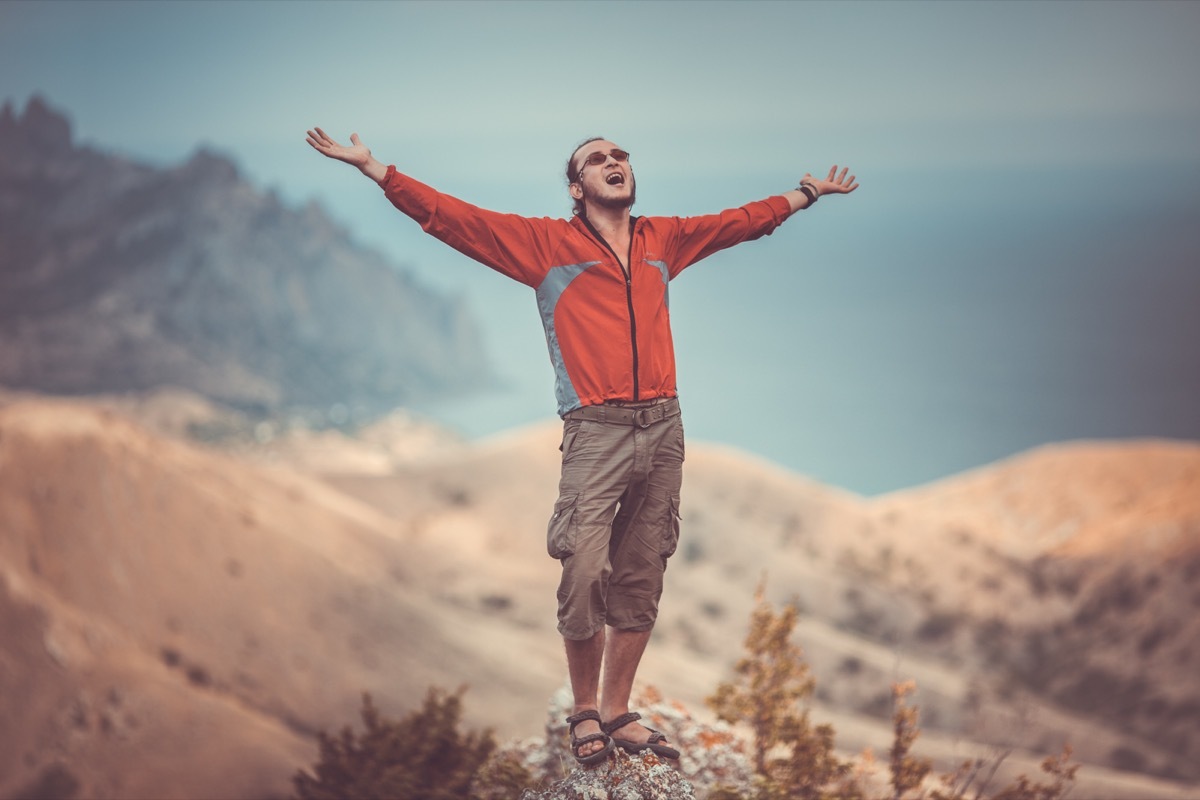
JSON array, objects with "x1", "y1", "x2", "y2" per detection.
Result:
[{"x1": 380, "y1": 165, "x2": 794, "y2": 415}]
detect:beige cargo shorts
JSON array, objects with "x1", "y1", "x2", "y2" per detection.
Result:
[{"x1": 546, "y1": 396, "x2": 684, "y2": 641}]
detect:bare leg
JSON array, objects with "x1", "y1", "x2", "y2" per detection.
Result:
[
  {"x1": 599, "y1": 627, "x2": 655, "y2": 743},
  {"x1": 564, "y1": 629, "x2": 607, "y2": 758}
]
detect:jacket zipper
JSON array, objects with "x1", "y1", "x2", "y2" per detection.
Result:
[{"x1": 581, "y1": 215, "x2": 640, "y2": 400}]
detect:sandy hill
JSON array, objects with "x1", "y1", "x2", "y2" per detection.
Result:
[
  {"x1": 0, "y1": 397, "x2": 563, "y2": 799},
  {"x1": 1, "y1": 392, "x2": 1197, "y2": 799}
]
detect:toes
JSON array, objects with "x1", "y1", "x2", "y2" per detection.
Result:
[{"x1": 575, "y1": 738, "x2": 605, "y2": 757}]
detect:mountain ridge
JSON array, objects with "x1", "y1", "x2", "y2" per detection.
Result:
[{"x1": 0, "y1": 95, "x2": 491, "y2": 421}]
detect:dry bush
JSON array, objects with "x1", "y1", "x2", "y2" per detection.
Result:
[
  {"x1": 292, "y1": 687, "x2": 530, "y2": 800},
  {"x1": 291, "y1": 585, "x2": 1079, "y2": 800},
  {"x1": 889, "y1": 681, "x2": 932, "y2": 799},
  {"x1": 706, "y1": 581, "x2": 860, "y2": 800},
  {"x1": 705, "y1": 581, "x2": 1079, "y2": 800}
]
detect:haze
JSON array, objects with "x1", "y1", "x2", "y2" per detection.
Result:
[{"x1": 2, "y1": 0, "x2": 1197, "y2": 494}]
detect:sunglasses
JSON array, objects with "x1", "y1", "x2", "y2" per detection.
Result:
[{"x1": 576, "y1": 149, "x2": 630, "y2": 181}]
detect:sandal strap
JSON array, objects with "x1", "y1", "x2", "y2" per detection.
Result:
[
  {"x1": 601, "y1": 711, "x2": 642, "y2": 735},
  {"x1": 571, "y1": 731, "x2": 607, "y2": 747},
  {"x1": 565, "y1": 709, "x2": 602, "y2": 734}
]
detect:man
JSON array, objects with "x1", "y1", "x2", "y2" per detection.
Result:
[{"x1": 306, "y1": 128, "x2": 858, "y2": 765}]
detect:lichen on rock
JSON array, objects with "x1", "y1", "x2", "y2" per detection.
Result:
[
  {"x1": 497, "y1": 683, "x2": 754, "y2": 799},
  {"x1": 519, "y1": 748, "x2": 696, "y2": 800}
]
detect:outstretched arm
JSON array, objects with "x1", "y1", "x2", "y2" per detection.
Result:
[
  {"x1": 783, "y1": 165, "x2": 859, "y2": 213},
  {"x1": 304, "y1": 126, "x2": 559, "y2": 288},
  {"x1": 305, "y1": 127, "x2": 388, "y2": 185}
]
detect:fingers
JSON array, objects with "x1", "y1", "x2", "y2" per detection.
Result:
[
  {"x1": 840, "y1": 166, "x2": 858, "y2": 192},
  {"x1": 305, "y1": 127, "x2": 339, "y2": 149},
  {"x1": 305, "y1": 127, "x2": 371, "y2": 169},
  {"x1": 824, "y1": 165, "x2": 851, "y2": 181},
  {"x1": 825, "y1": 165, "x2": 859, "y2": 193}
]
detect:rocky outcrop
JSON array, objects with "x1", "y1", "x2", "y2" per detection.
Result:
[
  {"x1": 500, "y1": 684, "x2": 754, "y2": 799},
  {"x1": 0, "y1": 95, "x2": 491, "y2": 421},
  {"x1": 520, "y1": 749, "x2": 697, "y2": 800}
]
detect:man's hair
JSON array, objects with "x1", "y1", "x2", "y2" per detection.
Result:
[{"x1": 566, "y1": 136, "x2": 606, "y2": 217}]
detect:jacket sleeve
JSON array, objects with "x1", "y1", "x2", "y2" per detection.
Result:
[
  {"x1": 660, "y1": 195, "x2": 794, "y2": 278},
  {"x1": 379, "y1": 165, "x2": 559, "y2": 288}
]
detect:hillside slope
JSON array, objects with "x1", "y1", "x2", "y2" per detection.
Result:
[
  {"x1": 1, "y1": 393, "x2": 1197, "y2": 798},
  {"x1": 0, "y1": 399, "x2": 562, "y2": 799}
]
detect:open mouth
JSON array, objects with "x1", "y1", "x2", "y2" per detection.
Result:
[{"x1": 605, "y1": 173, "x2": 625, "y2": 186}]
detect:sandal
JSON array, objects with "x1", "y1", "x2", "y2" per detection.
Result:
[
  {"x1": 566, "y1": 709, "x2": 615, "y2": 766},
  {"x1": 602, "y1": 711, "x2": 680, "y2": 760}
]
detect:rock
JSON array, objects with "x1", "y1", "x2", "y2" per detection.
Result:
[
  {"x1": 520, "y1": 748, "x2": 696, "y2": 800},
  {"x1": 0, "y1": 94, "x2": 71, "y2": 156},
  {"x1": 497, "y1": 683, "x2": 754, "y2": 799}
]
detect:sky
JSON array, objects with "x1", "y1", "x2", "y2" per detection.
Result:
[{"x1": 2, "y1": 0, "x2": 1198, "y2": 495}]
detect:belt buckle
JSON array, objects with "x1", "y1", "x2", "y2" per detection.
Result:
[{"x1": 635, "y1": 406, "x2": 659, "y2": 428}]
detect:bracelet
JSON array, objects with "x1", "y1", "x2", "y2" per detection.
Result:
[{"x1": 797, "y1": 182, "x2": 819, "y2": 205}]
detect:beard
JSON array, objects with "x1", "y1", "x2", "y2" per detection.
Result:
[{"x1": 583, "y1": 172, "x2": 636, "y2": 211}]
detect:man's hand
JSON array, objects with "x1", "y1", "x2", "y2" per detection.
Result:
[
  {"x1": 785, "y1": 165, "x2": 858, "y2": 213},
  {"x1": 803, "y1": 165, "x2": 858, "y2": 196},
  {"x1": 305, "y1": 127, "x2": 387, "y2": 184}
]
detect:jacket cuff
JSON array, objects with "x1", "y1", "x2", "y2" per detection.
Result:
[
  {"x1": 766, "y1": 194, "x2": 794, "y2": 222},
  {"x1": 380, "y1": 164, "x2": 397, "y2": 189}
]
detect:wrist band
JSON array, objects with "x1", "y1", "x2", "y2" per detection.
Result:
[{"x1": 797, "y1": 182, "x2": 819, "y2": 205}]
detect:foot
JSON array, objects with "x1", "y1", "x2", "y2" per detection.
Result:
[
  {"x1": 602, "y1": 714, "x2": 649, "y2": 744},
  {"x1": 601, "y1": 711, "x2": 680, "y2": 760},
  {"x1": 566, "y1": 709, "x2": 614, "y2": 765},
  {"x1": 572, "y1": 719, "x2": 606, "y2": 759}
]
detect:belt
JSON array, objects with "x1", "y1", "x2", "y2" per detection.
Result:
[{"x1": 564, "y1": 397, "x2": 680, "y2": 428}]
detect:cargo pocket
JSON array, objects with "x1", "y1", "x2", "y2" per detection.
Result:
[
  {"x1": 661, "y1": 493, "x2": 682, "y2": 559},
  {"x1": 560, "y1": 419, "x2": 595, "y2": 463},
  {"x1": 546, "y1": 493, "x2": 580, "y2": 560}
]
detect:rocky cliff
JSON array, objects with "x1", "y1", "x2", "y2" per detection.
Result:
[{"x1": 0, "y1": 96, "x2": 491, "y2": 420}]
